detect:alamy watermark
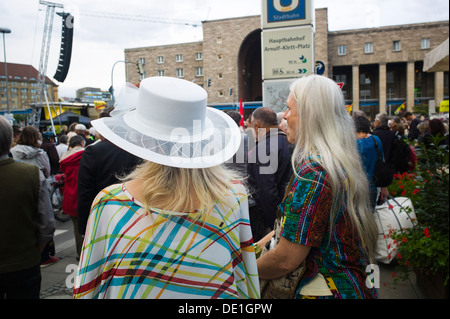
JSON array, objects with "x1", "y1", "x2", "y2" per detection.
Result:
[
  {"x1": 166, "y1": 124, "x2": 281, "y2": 174},
  {"x1": 365, "y1": 264, "x2": 380, "y2": 289}
]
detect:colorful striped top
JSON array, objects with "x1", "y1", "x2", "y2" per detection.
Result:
[
  {"x1": 280, "y1": 158, "x2": 378, "y2": 299},
  {"x1": 73, "y1": 183, "x2": 260, "y2": 299}
]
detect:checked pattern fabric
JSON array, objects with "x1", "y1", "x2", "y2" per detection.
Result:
[{"x1": 73, "y1": 183, "x2": 260, "y2": 299}]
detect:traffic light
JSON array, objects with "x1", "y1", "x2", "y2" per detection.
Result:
[
  {"x1": 53, "y1": 13, "x2": 74, "y2": 83},
  {"x1": 207, "y1": 78, "x2": 211, "y2": 87},
  {"x1": 136, "y1": 62, "x2": 145, "y2": 76}
]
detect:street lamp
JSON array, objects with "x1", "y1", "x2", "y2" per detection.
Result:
[
  {"x1": 110, "y1": 60, "x2": 146, "y2": 105},
  {"x1": 0, "y1": 27, "x2": 11, "y2": 115},
  {"x1": 110, "y1": 60, "x2": 133, "y2": 105}
]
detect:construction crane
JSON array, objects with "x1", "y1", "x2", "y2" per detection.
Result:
[{"x1": 80, "y1": 10, "x2": 201, "y2": 27}]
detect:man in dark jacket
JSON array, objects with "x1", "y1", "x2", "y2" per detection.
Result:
[
  {"x1": 77, "y1": 107, "x2": 141, "y2": 236},
  {"x1": 1, "y1": 115, "x2": 55, "y2": 299},
  {"x1": 405, "y1": 112, "x2": 422, "y2": 141},
  {"x1": 41, "y1": 131, "x2": 60, "y2": 175},
  {"x1": 372, "y1": 113, "x2": 396, "y2": 166},
  {"x1": 77, "y1": 139, "x2": 141, "y2": 236},
  {"x1": 247, "y1": 107, "x2": 292, "y2": 242}
]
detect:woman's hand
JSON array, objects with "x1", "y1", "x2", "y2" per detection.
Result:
[
  {"x1": 257, "y1": 230, "x2": 275, "y2": 249},
  {"x1": 379, "y1": 187, "x2": 389, "y2": 202},
  {"x1": 257, "y1": 237, "x2": 310, "y2": 280}
]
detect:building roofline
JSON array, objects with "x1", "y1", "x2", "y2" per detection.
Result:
[
  {"x1": 201, "y1": 14, "x2": 260, "y2": 24},
  {"x1": 0, "y1": 61, "x2": 58, "y2": 86},
  {"x1": 124, "y1": 40, "x2": 203, "y2": 52},
  {"x1": 329, "y1": 20, "x2": 449, "y2": 35}
]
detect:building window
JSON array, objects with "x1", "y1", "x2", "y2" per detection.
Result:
[
  {"x1": 387, "y1": 87, "x2": 396, "y2": 99},
  {"x1": 176, "y1": 68, "x2": 184, "y2": 78},
  {"x1": 387, "y1": 72, "x2": 395, "y2": 84},
  {"x1": 217, "y1": 37, "x2": 222, "y2": 44},
  {"x1": 157, "y1": 70, "x2": 165, "y2": 76},
  {"x1": 217, "y1": 54, "x2": 223, "y2": 61},
  {"x1": 360, "y1": 89, "x2": 371, "y2": 100},
  {"x1": 157, "y1": 56, "x2": 164, "y2": 64},
  {"x1": 195, "y1": 52, "x2": 203, "y2": 61},
  {"x1": 138, "y1": 57, "x2": 145, "y2": 66},
  {"x1": 364, "y1": 43, "x2": 373, "y2": 54},
  {"x1": 176, "y1": 54, "x2": 183, "y2": 62},
  {"x1": 338, "y1": 45, "x2": 346, "y2": 56},
  {"x1": 218, "y1": 73, "x2": 223, "y2": 79},
  {"x1": 218, "y1": 90, "x2": 224, "y2": 97},
  {"x1": 196, "y1": 67, "x2": 203, "y2": 77},
  {"x1": 421, "y1": 38, "x2": 430, "y2": 50},
  {"x1": 393, "y1": 41, "x2": 401, "y2": 52}
]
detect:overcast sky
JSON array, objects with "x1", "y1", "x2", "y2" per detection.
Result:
[{"x1": 1, "y1": 0, "x2": 448, "y2": 98}]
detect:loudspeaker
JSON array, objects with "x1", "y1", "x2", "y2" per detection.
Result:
[{"x1": 53, "y1": 13, "x2": 74, "y2": 83}]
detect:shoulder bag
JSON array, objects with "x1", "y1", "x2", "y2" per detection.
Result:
[
  {"x1": 258, "y1": 175, "x2": 306, "y2": 299},
  {"x1": 371, "y1": 136, "x2": 394, "y2": 187}
]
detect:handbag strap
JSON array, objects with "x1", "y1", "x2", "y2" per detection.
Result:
[{"x1": 370, "y1": 136, "x2": 383, "y2": 161}]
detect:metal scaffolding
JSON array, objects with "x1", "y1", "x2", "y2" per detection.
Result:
[{"x1": 30, "y1": 0, "x2": 63, "y2": 132}]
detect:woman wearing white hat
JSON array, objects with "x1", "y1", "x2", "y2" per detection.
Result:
[{"x1": 73, "y1": 77, "x2": 259, "y2": 299}]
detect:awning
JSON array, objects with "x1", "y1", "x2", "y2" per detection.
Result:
[{"x1": 423, "y1": 38, "x2": 449, "y2": 72}]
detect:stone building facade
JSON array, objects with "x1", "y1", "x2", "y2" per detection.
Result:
[
  {"x1": 125, "y1": 42, "x2": 204, "y2": 88},
  {"x1": 124, "y1": 8, "x2": 449, "y2": 117}
]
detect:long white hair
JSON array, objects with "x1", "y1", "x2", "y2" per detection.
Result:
[{"x1": 289, "y1": 75, "x2": 378, "y2": 262}]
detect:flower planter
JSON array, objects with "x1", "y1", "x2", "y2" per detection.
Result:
[{"x1": 415, "y1": 271, "x2": 449, "y2": 299}]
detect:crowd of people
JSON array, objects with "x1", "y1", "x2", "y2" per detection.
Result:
[{"x1": 1, "y1": 75, "x2": 448, "y2": 299}]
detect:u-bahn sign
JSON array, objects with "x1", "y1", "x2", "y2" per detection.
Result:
[
  {"x1": 261, "y1": 0, "x2": 314, "y2": 109},
  {"x1": 262, "y1": 0, "x2": 313, "y2": 29}
]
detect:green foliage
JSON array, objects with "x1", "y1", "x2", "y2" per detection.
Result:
[{"x1": 388, "y1": 135, "x2": 449, "y2": 285}]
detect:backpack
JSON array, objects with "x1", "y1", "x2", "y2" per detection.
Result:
[{"x1": 389, "y1": 133, "x2": 411, "y2": 174}]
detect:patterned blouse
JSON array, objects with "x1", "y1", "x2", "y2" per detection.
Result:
[
  {"x1": 73, "y1": 183, "x2": 260, "y2": 299},
  {"x1": 280, "y1": 158, "x2": 378, "y2": 299}
]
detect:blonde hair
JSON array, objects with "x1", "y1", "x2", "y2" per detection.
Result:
[
  {"x1": 289, "y1": 75, "x2": 378, "y2": 262},
  {"x1": 122, "y1": 161, "x2": 243, "y2": 215}
]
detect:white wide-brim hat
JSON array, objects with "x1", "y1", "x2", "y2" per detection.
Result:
[{"x1": 91, "y1": 77, "x2": 241, "y2": 168}]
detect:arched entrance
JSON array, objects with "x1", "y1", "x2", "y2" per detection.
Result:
[{"x1": 238, "y1": 29, "x2": 262, "y2": 103}]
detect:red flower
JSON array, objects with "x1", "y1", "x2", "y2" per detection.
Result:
[
  {"x1": 401, "y1": 190, "x2": 406, "y2": 196},
  {"x1": 412, "y1": 189, "x2": 420, "y2": 195},
  {"x1": 400, "y1": 184, "x2": 405, "y2": 189},
  {"x1": 389, "y1": 204, "x2": 394, "y2": 210},
  {"x1": 402, "y1": 237, "x2": 407, "y2": 243},
  {"x1": 424, "y1": 228, "x2": 430, "y2": 238}
]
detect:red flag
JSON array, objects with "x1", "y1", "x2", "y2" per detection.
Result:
[{"x1": 239, "y1": 98, "x2": 244, "y2": 128}]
